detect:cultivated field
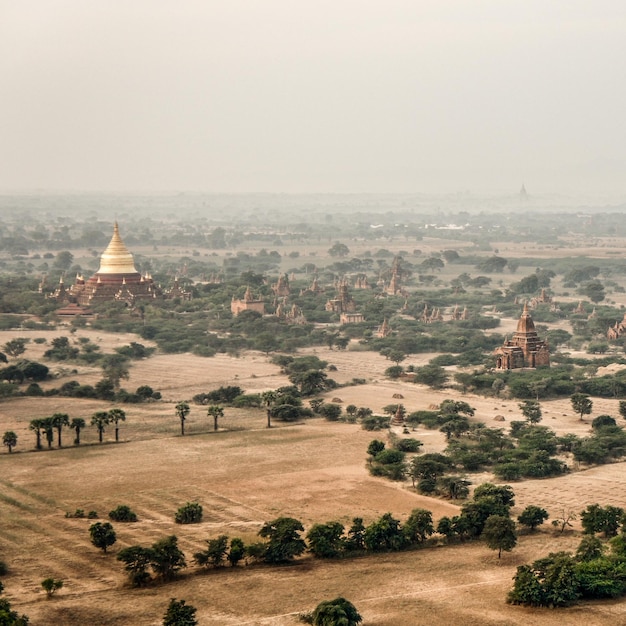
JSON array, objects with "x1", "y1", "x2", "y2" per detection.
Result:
[{"x1": 1, "y1": 329, "x2": 626, "y2": 625}]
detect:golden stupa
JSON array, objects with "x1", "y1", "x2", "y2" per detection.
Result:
[
  {"x1": 97, "y1": 222, "x2": 138, "y2": 274},
  {"x1": 66, "y1": 222, "x2": 159, "y2": 306}
]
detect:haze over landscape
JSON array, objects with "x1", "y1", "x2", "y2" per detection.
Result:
[
  {"x1": 5, "y1": 4, "x2": 626, "y2": 626},
  {"x1": 2, "y1": 1, "x2": 626, "y2": 196}
]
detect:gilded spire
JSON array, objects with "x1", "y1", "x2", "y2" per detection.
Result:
[{"x1": 97, "y1": 222, "x2": 138, "y2": 274}]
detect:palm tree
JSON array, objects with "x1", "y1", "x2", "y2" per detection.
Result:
[
  {"x1": 41, "y1": 417, "x2": 54, "y2": 449},
  {"x1": 91, "y1": 411, "x2": 110, "y2": 443},
  {"x1": 70, "y1": 417, "x2": 86, "y2": 445},
  {"x1": 50, "y1": 412, "x2": 70, "y2": 447},
  {"x1": 261, "y1": 390, "x2": 277, "y2": 428},
  {"x1": 29, "y1": 418, "x2": 44, "y2": 450},
  {"x1": 3, "y1": 431, "x2": 17, "y2": 453},
  {"x1": 108, "y1": 408, "x2": 126, "y2": 442},
  {"x1": 207, "y1": 405, "x2": 224, "y2": 432},
  {"x1": 175, "y1": 401, "x2": 190, "y2": 436}
]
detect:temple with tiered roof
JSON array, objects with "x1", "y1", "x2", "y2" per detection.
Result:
[{"x1": 494, "y1": 303, "x2": 550, "y2": 369}]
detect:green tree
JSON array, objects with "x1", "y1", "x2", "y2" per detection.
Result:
[
  {"x1": 581, "y1": 504, "x2": 624, "y2": 538},
  {"x1": 328, "y1": 242, "x2": 350, "y2": 257},
  {"x1": 517, "y1": 505, "x2": 549, "y2": 532},
  {"x1": 50, "y1": 412, "x2": 69, "y2": 447},
  {"x1": 101, "y1": 354, "x2": 130, "y2": 389},
  {"x1": 227, "y1": 537, "x2": 246, "y2": 567},
  {"x1": 420, "y1": 257, "x2": 444, "y2": 272},
  {"x1": 571, "y1": 393, "x2": 593, "y2": 421},
  {"x1": 473, "y1": 483, "x2": 515, "y2": 508},
  {"x1": 519, "y1": 400, "x2": 542, "y2": 424},
  {"x1": 258, "y1": 517, "x2": 306, "y2": 564},
  {"x1": 108, "y1": 408, "x2": 126, "y2": 442},
  {"x1": 175, "y1": 401, "x2": 190, "y2": 436},
  {"x1": 2, "y1": 431, "x2": 17, "y2": 453},
  {"x1": 207, "y1": 405, "x2": 224, "y2": 431},
  {"x1": 319, "y1": 403, "x2": 342, "y2": 421},
  {"x1": 289, "y1": 369, "x2": 329, "y2": 396},
  {"x1": 409, "y1": 455, "x2": 450, "y2": 488},
  {"x1": 109, "y1": 505, "x2": 138, "y2": 522},
  {"x1": 117, "y1": 546, "x2": 153, "y2": 586},
  {"x1": 163, "y1": 598, "x2": 198, "y2": 626},
  {"x1": 578, "y1": 280, "x2": 605, "y2": 303},
  {"x1": 95, "y1": 378, "x2": 115, "y2": 400},
  {"x1": 477, "y1": 256, "x2": 508, "y2": 273},
  {"x1": 364, "y1": 512, "x2": 405, "y2": 552},
  {"x1": 3, "y1": 338, "x2": 27, "y2": 359},
  {"x1": 367, "y1": 439, "x2": 385, "y2": 457},
  {"x1": 194, "y1": 535, "x2": 229, "y2": 568},
  {"x1": 41, "y1": 577, "x2": 63, "y2": 598},
  {"x1": 345, "y1": 517, "x2": 366, "y2": 552},
  {"x1": 150, "y1": 535, "x2": 186, "y2": 581},
  {"x1": 175, "y1": 502, "x2": 203, "y2": 524},
  {"x1": 41, "y1": 417, "x2": 54, "y2": 449},
  {"x1": 89, "y1": 522, "x2": 117, "y2": 553},
  {"x1": 413, "y1": 364, "x2": 448, "y2": 389},
  {"x1": 507, "y1": 552, "x2": 580, "y2": 607},
  {"x1": 576, "y1": 535, "x2": 604, "y2": 562},
  {"x1": 29, "y1": 418, "x2": 44, "y2": 450},
  {"x1": 591, "y1": 414, "x2": 616, "y2": 430},
  {"x1": 309, "y1": 597, "x2": 362, "y2": 626},
  {"x1": 70, "y1": 417, "x2": 86, "y2": 445},
  {"x1": 91, "y1": 411, "x2": 110, "y2": 443},
  {"x1": 261, "y1": 390, "x2": 277, "y2": 428},
  {"x1": 403, "y1": 508, "x2": 434, "y2": 545},
  {"x1": 307, "y1": 522, "x2": 345, "y2": 558},
  {"x1": 53, "y1": 250, "x2": 73, "y2": 270},
  {"x1": 163, "y1": 598, "x2": 197, "y2": 626},
  {"x1": 482, "y1": 515, "x2": 517, "y2": 558},
  {"x1": 437, "y1": 475, "x2": 471, "y2": 500},
  {"x1": 619, "y1": 400, "x2": 626, "y2": 421}
]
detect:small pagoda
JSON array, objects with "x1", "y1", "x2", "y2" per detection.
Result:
[{"x1": 231, "y1": 286, "x2": 265, "y2": 316}]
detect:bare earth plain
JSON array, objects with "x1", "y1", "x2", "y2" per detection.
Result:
[{"x1": 1, "y1": 329, "x2": 626, "y2": 625}]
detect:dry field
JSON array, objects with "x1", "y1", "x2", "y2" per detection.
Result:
[{"x1": 1, "y1": 329, "x2": 626, "y2": 625}]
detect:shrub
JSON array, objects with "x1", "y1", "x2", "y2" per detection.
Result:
[
  {"x1": 109, "y1": 505, "x2": 138, "y2": 523},
  {"x1": 361, "y1": 415, "x2": 390, "y2": 431},
  {"x1": 394, "y1": 438, "x2": 423, "y2": 452},
  {"x1": 41, "y1": 577, "x2": 63, "y2": 597},
  {"x1": 175, "y1": 502, "x2": 203, "y2": 524}
]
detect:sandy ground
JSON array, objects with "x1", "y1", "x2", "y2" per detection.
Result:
[{"x1": 1, "y1": 330, "x2": 626, "y2": 625}]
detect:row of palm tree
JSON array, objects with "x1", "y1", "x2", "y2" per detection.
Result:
[
  {"x1": 175, "y1": 402, "x2": 225, "y2": 436},
  {"x1": 28, "y1": 408, "x2": 126, "y2": 449}
]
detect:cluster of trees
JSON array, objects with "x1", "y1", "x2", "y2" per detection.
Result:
[
  {"x1": 27, "y1": 408, "x2": 126, "y2": 449},
  {"x1": 367, "y1": 434, "x2": 423, "y2": 481},
  {"x1": 103, "y1": 487, "x2": 542, "y2": 594},
  {"x1": 113, "y1": 510, "x2": 442, "y2": 588},
  {"x1": 509, "y1": 504, "x2": 626, "y2": 607},
  {"x1": 453, "y1": 363, "x2": 626, "y2": 401},
  {"x1": 383, "y1": 397, "x2": 626, "y2": 489}
]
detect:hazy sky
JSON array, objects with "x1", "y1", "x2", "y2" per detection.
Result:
[{"x1": 1, "y1": 1, "x2": 625, "y2": 195}]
